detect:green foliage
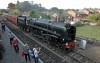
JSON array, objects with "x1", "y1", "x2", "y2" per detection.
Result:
[
  {"x1": 0, "y1": 9, "x2": 9, "y2": 14},
  {"x1": 18, "y1": 1, "x2": 31, "y2": 12},
  {"x1": 29, "y1": 10, "x2": 51, "y2": 19},
  {"x1": 7, "y1": 3, "x2": 16, "y2": 10},
  {"x1": 40, "y1": 13, "x2": 51, "y2": 19},
  {"x1": 88, "y1": 14, "x2": 100, "y2": 22},
  {"x1": 50, "y1": 7, "x2": 58, "y2": 12},
  {"x1": 96, "y1": 14, "x2": 100, "y2": 22},
  {"x1": 74, "y1": 21, "x2": 84, "y2": 27},
  {"x1": 11, "y1": 9, "x2": 21, "y2": 15},
  {"x1": 29, "y1": 10, "x2": 39, "y2": 18}
]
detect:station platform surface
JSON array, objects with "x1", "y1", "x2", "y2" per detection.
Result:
[
  {"x1": 0, "y1": 26, "x2": 39, "y2": 63},
  {"x1": 78, "y1": 43, "x2": 100, "y2": 63},
  {"x1": 75, "y1": 40, "x2": 100, "y2": 63}
]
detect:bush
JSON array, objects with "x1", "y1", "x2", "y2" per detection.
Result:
[{"x1": 74, "y1": 21, "x2": 84, "y2": 27}]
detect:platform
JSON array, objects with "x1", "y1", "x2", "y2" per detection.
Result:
[
  {"x1": 0, "y1": 26, "x2": 38, "y2": 63},
  {"x1": 76, "y1": 40, "x2": 100, "y2": 63}
]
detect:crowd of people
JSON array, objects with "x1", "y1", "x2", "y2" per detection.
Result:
[
  {"x1": 23, "y1": 43, "x2": 41, "y2": 63},
  {"x1": 10, "y1": 36, "x2": 41, "y2": 63},
  {"x1": 0, "y1": 18, "x2": 41, "y2": 63}
]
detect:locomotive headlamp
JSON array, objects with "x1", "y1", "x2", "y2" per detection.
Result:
[
  {"x1": 63, "y1": 38, "x2": 64, "y2": 41},
  {"x1": 66, "y1": 43, "x2": 68, "y2": 45},
  {"x1": 74, "y1": 40, "x2": 76, "y2": 42}
]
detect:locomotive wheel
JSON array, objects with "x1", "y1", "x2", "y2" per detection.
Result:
[
  {"x1": 27, "y1": 26, "x2": 30, "y2": 33},
  {"x1": 25, "y1": 27, "x2": 27, "y2": 31}
]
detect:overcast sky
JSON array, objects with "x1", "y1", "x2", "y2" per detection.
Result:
[{"x1": 0, "y1": 0, "x2": 100, "y2": 9}]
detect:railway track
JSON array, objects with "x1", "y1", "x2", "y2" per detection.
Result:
[
  {"x1": 76, "y1": 36, "x2": 100, "y2": 46},
  {"x1": 68, "y1": 51, "x2": 98, "y2": 63},
  {"x1": 3, "y1": 19, "x2": 99, "y2": 63}
]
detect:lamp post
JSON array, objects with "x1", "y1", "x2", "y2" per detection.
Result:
[
  {"x1": 39, "y1": 3, "x2": 41, "y2": 18},
  {"x1": 39, "y1": 4, "x2": 41, "y2": 12}
]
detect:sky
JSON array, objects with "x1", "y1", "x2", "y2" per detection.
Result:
[{"x1": 0, "y1": 0, "x2": 100, "y2": 9}]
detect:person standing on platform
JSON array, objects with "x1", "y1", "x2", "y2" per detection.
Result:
[
  {"x1": 23, "y1": 43, "x2": 31, "y2": 62},
  {"x1": 12, "y1": 38, "x2": 19, "y2": 53},
  {"x1": 34, "y1": 45, "x2": 41, "y2": 63},
  {"x1": 3, "y1": 23, "x2": 5, "y2": 31},
  {"x1": 8, "y1": 32, "x2": 14, "y2": 45},
  {"x1": 1, "y1": 22, "x2": 5, "y2": 33}
]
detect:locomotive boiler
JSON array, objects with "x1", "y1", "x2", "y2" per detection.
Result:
[{"x1": 28, "y1": 18, "x2": 77, "y2": 51}]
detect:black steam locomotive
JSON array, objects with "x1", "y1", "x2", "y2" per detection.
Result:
[{"x1": 3, "y1": 13, "x2": 77, "y2": 51}]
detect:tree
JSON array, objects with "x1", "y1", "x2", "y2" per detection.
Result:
[
  {"x1": 41, "y1": 13, "x2": 51, "y2": 19},
  {"x1": 88, "y1": 14, "x2": 98, "y2": 22},
  {"x1": 50, "y1": 7, "x2": 58, "y2": 12},
  {"x1": 7, "y1": 3, "x2": 16, "y2": 10},
  {"x1": 9, "y1": 9, "x2": 21, "y2": 15},
  {"x1": 96, "y1": 14, "x2": 100, "y2": 22},
  {"x1": 88, "y1": 14, "x2": 100, "y2": 26},
  {"x1": 31, "y1": 4, "x2": 46, "y2": 12},
  {"x1": 29, "y1": 10, "x2": 39, "y2": 18},
  {"x1": 31, "y1": 4, "x2": 40, "y2": 11},
  {"x1": 13, "y1": 9, "x2": 21, "y2": 15},
  {"x1": 15, "y1": 0, "x2": 20, "y2": 9},
  {"x1": 14, "y1": 1, "x2": 47, "y2": 14},
  {"x1": 0, "y1": 9, "x2": 9, "y2": 14},
  {"x1": 18, "y1": 1, "x2": 31, "y2": 12},
  {"x1": 88, "y1": 14, "x2": 97, "y2": 22}
]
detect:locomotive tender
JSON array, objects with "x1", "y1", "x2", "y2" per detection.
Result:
[{"x1": 3, "y1": 13, "x2": 77, "y2": 51}]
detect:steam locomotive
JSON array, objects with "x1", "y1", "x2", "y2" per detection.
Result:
[{"x1": 3, "y1": 13, "x2": 77, "y2": 51}]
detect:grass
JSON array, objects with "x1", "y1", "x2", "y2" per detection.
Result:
[{"x1": 76, "y1": 25, "x2": 100, "y2": 41}]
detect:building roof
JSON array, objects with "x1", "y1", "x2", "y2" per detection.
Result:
[
  {"x1": 74, "y1": 11, "x2": 86, "y2": 14},
  {"x1": 84, "y1": 9, "x2": 95, "y2": 13},
  {"x1": 64, "y1": 13, "x2": 73, "y2": 17}
]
